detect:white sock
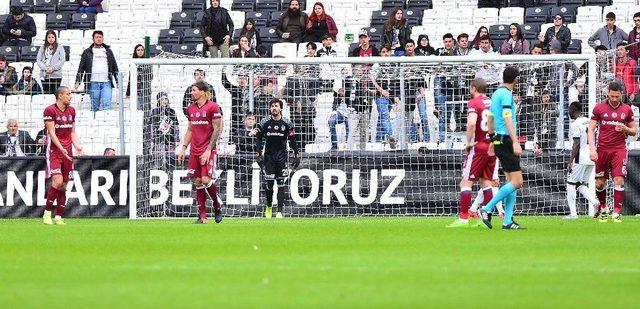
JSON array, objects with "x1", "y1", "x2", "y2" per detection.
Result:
[
  {"x1": 567, "y1": 184, "x2": 577, "y2": 215},
  {"x1": 577, "y1": 185, "x2": 600, "y2": 211},
  {"x1": 44, "y1": 210, "x2": 51, "y2": 216},
  {"x1": 469, "y1": 188, "x2": 484, "y2": 212},
  {"x1": 493, "y1": 187, "x2": 505, "y2": 214},
  {"x1": 54, "y1": 215, "x2": 62, "y2": 220}
]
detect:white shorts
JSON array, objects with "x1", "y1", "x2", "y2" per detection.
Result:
[{"x1": 567, "y1": 164, "x2": 594, "y2": 184}]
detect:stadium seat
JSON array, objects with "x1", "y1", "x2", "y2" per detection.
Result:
[
  {"x1": 525, "y1": 7, "x2": 550, "y2": 24},
  {"x1": 537, "y1": 0, "x2": 559, "y2": 6},
  {"x1": 474, "y1": 8, "x2": 500, "y2": 26},
  {"x1": 269, "y1": 11, "x2": 283, "y2": 26},
  {"x1": 448, "y1": 9, "x2": 474, "y2": 25},
  {"x1": 521, "y1": 23, "x2": 541, "y2": 40},
  {"x1": 31, "y1": 13, "x2": 47, "y2": 33},
  {"x1": 245, "y1": 11, "x2": 270, "y2": 27},
  {"x1": 406, "y1": 0, "x2": 433, "y2": 11},
  {"x1": 231, "y1": 1, "x2": 255, "y2": 12},
  {"x1": 46, "y1": 13, "x2": 71, "y2": 30},
  {"x1": 498, "y1": 7, "x2": 525, "y2": 24},
  {"x1": 271, "y1": 42, "x2": 297, "y2": 58},
  {"x1": 148, "y1": 44, "x2": 170, "y2": 57},
  {"x1": 256, "y1": 0, "x2": 281, "y2": 12},
  {"x1": 577, "y1": 6, "x2": 603, "y2": 23},
  {"x1": 432, "y1": 0, "x2": 456, "y2": 10},
  {"x1": 560, "y1": 0, "x2": 585, "y2": 4},
  {"x1": 171, "y1": 44, "x2": 198, "y2": 55},
  {"x1": 0, "y1": 14, "x2": 8, "y2": 29},
  {"x1": 19, "y1": 45, "x2": 40, "y2": 62},
  {"x1": 10, "y1": 0, "x2": 34, "y2": 13},
  {"x1": 585, "y1": 0, "x2": 613, "y2": 6},
  {"x1": 568, "y1": 39, "x2": 582, "y2": 54},
  {"x1": 381, "y1": 0, "x2": 405, "y2": 10},
  {"x1": 158, "y1": 29, "x2": 183, "y2": 45},
  {"x1": 259, "y1": 28, "x2": 279, "y2": 44},
  {"x1": 182, "y1": 28, "x2": 204, "y2": 44},
  {"x1": 0, "y1": 46, "x2": 19, "y2": 63},
  {"x1": 508, "y1": 0, "x2": 535, "y2": 7},
  {"x1": 422, "y1": 9, "x2": 447, "y2": 26},
  {"x1": 182, "y1": 0, "x2": 206, "y2": 13},
  {"x1": 404, "y1": 9, "x2": 423, "y2": 25},
  {"x1": 57, "y1": 0, "x2": 78, "y2": 13},
  {"x1": 233, "y1": 28, "x2": 242, "y2": 42},
  {"x1": 71, "y1": 13, "x2": 96, "y2": 30},
  {"x1": 371, "y1": 10, "x2": 389, "y2": 27},
  {"x1": 171, "y1": 12, "x2": 195, "y2": 29},
  {"x1": 489, "y1": 24, "x2": 510, "y2": 42},
  {"x1": 33, "y1": 0, "x2": 56, "y2": 14},
  {"x1": 551, "y1": 6, "x2": 578, "y2": 23}
]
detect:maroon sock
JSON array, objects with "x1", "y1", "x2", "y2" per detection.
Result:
[
  {"x1": 45, "y1": 186, "x2": 59, "y2": 212},
  {"x1": 459, "y1": 191, "x2": 472, "y2": 219},
  {"x1": 482, "y1": 188, "x2": 493, "y2": 206},
  {"x1": 596, "y1": 188, "x2": 607, "y2": 210},
  {"x1": 55, "y1": 188, "x2": 66, "y2": 217},
  {"x1": 196, "y1": 188, "x2": 207, "y2": 218},
  {"x1": 613, "y1": 187, "x2": 624, "y2": 214},
  {"x1": 206, "y1": 184, "x2": 221, "y2": 210}
]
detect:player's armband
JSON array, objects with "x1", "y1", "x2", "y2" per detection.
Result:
[{"x1": 502, "y1": 109, "x2": 512, "y2": 118}]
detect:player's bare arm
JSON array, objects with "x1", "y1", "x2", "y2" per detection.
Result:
[
  {"x1": 465, "y1": 111, "x2": 478, "y2": 151},
  {"x1": 71, "y1": 122, "x2": 83, "y2": 156},
  {"x1": 178, "y1": 121, "x2": 193, "y2": 164},
  {"x1": 615, "y1": 121, "x2": 638, "y2": 136},
  {"x1": 201, "y1": 118, "x2": 223, "y2": 165},
  {"x1": 487, "y1": 112, "x2": 495, "y2": 156},
  {"x1": 45, "y1": 121, "x2": 71, "y2": 161},
  {"x1": 568, "y1": 138, "x2": 580, "y2": 172},
  {"x1": 588, "y1": 119, "x2": 598, "y2": 162}
]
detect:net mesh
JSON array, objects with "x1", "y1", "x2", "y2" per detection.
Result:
[{"x1": 130, "y1": 56, "x2": 599, "y2": 218}]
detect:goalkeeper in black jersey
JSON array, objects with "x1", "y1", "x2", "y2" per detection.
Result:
[{"x1": 250, "y1": 98, "x2": 301, "y2": 218}]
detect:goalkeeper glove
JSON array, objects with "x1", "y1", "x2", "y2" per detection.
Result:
[{"x1": 291, "y1": 152, "x2": 301, "y2": 169}]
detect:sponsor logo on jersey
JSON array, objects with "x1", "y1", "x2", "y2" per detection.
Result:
[
  {"x1": 54, "y1": 124, "x2": 73, "y2": 129},
  {"x1": 602, "y1": 120, "x2": 624, "y2": 126},
  {"x1": 191, "y1": 120, "x2": 209, "y2": 125},
  {"x1": 266, "y1": 132, "x2": 285, "y2": 137},
  {"x1": 50, "y1": 168, "x2": 61, "y2": 174}
]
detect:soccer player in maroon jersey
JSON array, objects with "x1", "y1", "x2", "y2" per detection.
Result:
[
  {"x1": 177, "y1": 82, "x2": 224, "y2": 224},
  {"x1": 42, "y1": 86, "x2": 83, "y2": 225},
  {"x1": 448, "y1": 78, "x2": 497, "y2": 228},
  {"x1": 588, "y1": 82, "x2": 637, "y2": 222}
]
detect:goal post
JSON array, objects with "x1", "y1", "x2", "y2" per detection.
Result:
[{"x1": 128, "y1": 54, "x2": 598, "y2": 219}]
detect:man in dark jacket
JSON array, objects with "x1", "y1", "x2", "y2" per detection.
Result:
[
  {"x1": 276, "y1": 0, "x2": 308, "y2": 43},
  {"x1": 0, "y1": 56, "x2": 17, "y2": 96},
  {"x1": 75, "y1": 30, "x2": 119, "y2": 111},
  {"x1": 182, "y1": 69, "x2": 215, "y2": 116},
  {"x1": 0, "y1": 119, "x2": 35, "y2": 156},
  {"x1": 222, "y1": 71, "x2": 252, "y2": 148},
  {"x1": 350, "y1": 30, "x2": 380, "y2": 57},
  {"x1": 539, "y1": 14, "x2": 572, "y2": 54},
  {"x1": 200, "y1": 0, "x2": 234, "y2": 58},
  {"x1": 2, "y1": 6, "x2": 36, "y2": 46}
]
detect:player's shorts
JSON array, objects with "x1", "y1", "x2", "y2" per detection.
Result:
[
  {"x1": 462, "y1": 145, "x2": 497, "y2": 181},
  {"x1": 263, "y1": 157, "x2": 289, "y2": 186},
  {"x1": 595, "y1": 148, "x2": 628, "y2": 179},
  {"x1": 493, "y1": 135, "x2": 521, "y2": 173},
  {"x1": 567, "y1": 164, "x2": 594, "y2": 184},
  {"x1": 46, "y1": 150, "x2": 74, "y2": 182},
  {"x1": 187, "y1": 151, "x2": 218, "y2": 179}
]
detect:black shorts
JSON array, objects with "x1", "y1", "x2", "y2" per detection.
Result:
[
  {"x1": 263, "y1": 157, "x2": 288, "y2": 179},
  {"x1": 494, "y1": 135, "x2": 521, "y2": 173}
]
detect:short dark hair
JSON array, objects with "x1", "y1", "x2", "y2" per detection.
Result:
[
  {"x1": 479, "y1": 35, "x2": 491, "y2": 42},
  {"x1": 92, "y1": 30, "x2": 104, "y2": 38},
  {"x1": 457, "y1": 33, "x2": 469, "y2": 41},
  {"x1": 608, "y1": 81, "x2": 624, "y2": 92},
  {"x1": 605, "y1": 12, "x2": 616, "y2": 20},
  {"x1": 270, "y1": 98, "x2": 283, "y2": 109},
  {"x1": 503, "y1": 66, "x2": 520, "y2": 84},
  {"x1": 635, "y1": 12, "x2": 640, "y2": 19},
  {"x1": 245, "y1": 112, "x2": 255, "y2": 119},
  {"x1": 442, "y1": 33, "x2": 454, "y2": 40},
  {"x1": 404, "y1": 39, "x2": 415, "y2": 47},
  {"x1": 594, "y1": 45, "x2": 608, "y2": 52},
  {"x1": 193, "y1": 68, "x2": 205, "y2": 76},
  {"x1": 10, "y1": 6, "x2": 23, "y2": 16},
  {"x1": 569, "y1": 101, "x2": 582, "y2": 113},
  {"x1": 617, "y1": 42, "x2": 629, "y2": 50},
  {"x1": 380, "y1": 44, "x2": 392, "y2": 52},
  {"x1": 103, "y1": 147, "x2": 116, "y2": 155},
  {"x1": 22, "y1": 66, "x2": 32, "y2": 73},
  {"x1": 541, "y1": 90, "x2": 550, "y2": 96},
  {"x1": 532, "y1": 43, "x2": 544, "y2": 50},
  {"x1": 306, "y1": 42, "x2": 317, "y2": 50},
  {"x1": 55, "y1": 86, "x2": 69, "y2": 99},
  {"x1": 471, "y1": 78, "x2": 487, "y2": 94},
  {"x1": 192, "y1": 81, "x2": 210, "y2": 92}
]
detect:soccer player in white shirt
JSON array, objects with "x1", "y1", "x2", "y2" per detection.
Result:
[{"x1": 566, "y1": 102, "x2": 600, "y2": 219}]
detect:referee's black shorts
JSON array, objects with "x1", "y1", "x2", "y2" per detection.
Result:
[{"x1": 494, "y1": 135, "x2": 521, "y2": 173}]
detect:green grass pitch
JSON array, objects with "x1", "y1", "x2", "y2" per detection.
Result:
[{"x1": 1, "y1": 217, "x2": 639, "y2": 309}]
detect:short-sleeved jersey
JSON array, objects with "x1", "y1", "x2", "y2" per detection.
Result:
[
  {"x1": 187, "y1": 100, "x2": 222, "y2": 156},
  {"x1": 591, "y1": 100, "x2": 634, "y2": 150},
  {"x1": 467, "y1": 94, "x2": 492, "y2": 145},
  {"x1": 570, "y1": 116, "x2": 593, "y2": 165},
  {"x1": 256, "y1": 117, "x2": 296, "y2": 162},
  {"x1": 43, "y1": 104, "x2": 76, "y2": 153},
  {"x1": 490, "y1": 86, "x2": 517, "y2": 136}
]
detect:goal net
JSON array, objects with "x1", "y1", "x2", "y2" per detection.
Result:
[{"x1": 127, "y1": 54, "x2": 597, "y2": 218}]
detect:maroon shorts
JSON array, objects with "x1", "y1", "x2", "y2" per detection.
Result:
[
  {"x1": 595, "y1": 148, "x2": 628, "y2": 179},
  {"x1": 462, "y1": 146, "x2": 497, "y2": 181},
  {"x1": 46, "y1": 151, "x2": 74, "y2": 183},
  {"x1": 187, "y1": 151, "x2": 218, "y2": 179}
]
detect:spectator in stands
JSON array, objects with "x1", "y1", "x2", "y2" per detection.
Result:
[
  {"x1": 305, "y1": 2, "x2": 338, "y2": 43},
  {"x1": 126, "y1": 44, "x2": 153, "y2": 110},
  {"x1": 76, "y1": 0, "x2": 104, "y2": 14},
  {"x1": 539, "y1": 14, "x2": 571, "y2": 54},
  {"x1": 182, "y1": 69, "x2": 214, "y2": 116},
  {"x1": 382, "y1": 7, "x2": 411, "y2": 56},
  {"x1": 75, "y1": 30, "x2": 119, "y2": 111},
  {"x1": 276, "y1": 0, "x2": 308, "y2": 44},
  {"x1": 500, "y1": 23, "x2": 530, "y2": 55},
  {"x1": 12, "y1": 66, "x2": 42, "y2": 95},
  {"x1": 436, "y1": 33, "x2": 455, "y2": 56},
  {"x1": 0, "y1": 56, "x2": 17, "y2": 96},
  {"x1": 2, "y1": 6, "x2": 36, "y2": 47},
  {"x1": 614, "y1": 42, "x2": 638, "y2": 102},
  {"x1": 568, "y1": 77, "x2": 587, "y2": 105},
  {"x1": 35, "y1": 127, "x2": 46, "y2": 155},
  {"x1": 415, "y1": 34, "x2": 436, "y2": 56},
  {"x1": 316, "y1": 35, "x2": 337, "y2": 57},
  {"x1": 239, "y1": 18, "x2": 263, "y2": 56},
  {"x1": 148, "y1": 92, "x2": 179, "y2": 154},
  {"x1": 533, "y1": 90, "x2": 558, "y2": 151},
  {"x1": 588, "y1": 12, "x2": 627, "y2": 51},
  {"x1": 530, "y1": 42, "x2": 544, "y2": 55},
  {"x1": 328, "y1": 87, "x2": 351, "y2": 151},
  {"x1": 103, "y1": 147, "x2": 116, "y2": 156},
  {"x1": 0, "y1": 119, "x2": 35, "y2": 157},
  {"x1": 236, "y1": 112, "x2": 258, "y2": 153},
  {"x1": 370, "y1": 45, "x2": 399, "y2": 147},
  {"x1": 628, "y1": 12, "x2": 640, "y2": 60},
  {"x1": 403, "y1": 39, "x2": 416, "y2": 57},
  {"x1": 36, "y1": 30, "x2": 66, "y2": 95},
  {"x1": 232, "y1": 35, "x2": 259, "y2": 58},
  {"x1": 201, "y1": 0, "x2": 234, "y2": 58},
  {"x1": 350, "y1": 29, "x2": 379, "y2": 57},
  {"x1": 305, "y1": 42, "x2": 317, "y2": 57},
  {"x1": 223, "y1": 71, "x2": 255, "y2": 148},
  {"x1": 454, "y1": 33, "x2": 470, "y2": 56},
  {"x1": 470, "y1": 26, "x2": 489, "y2": 50},
  {"x1": 253, "y1": 78, "x2": 278, "y2": 121}
]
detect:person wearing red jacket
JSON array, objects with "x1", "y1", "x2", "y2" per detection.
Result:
[
  {"x1": 304, "y1": 2, "x2": 338, "y2": 42},
  {"x1": 614, "y1": 42, "x2": 638, "y2": 101}
]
